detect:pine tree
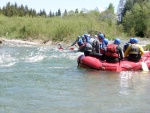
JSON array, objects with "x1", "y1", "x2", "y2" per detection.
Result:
[
  {"x1": 75, "y1": 9, "x2": 79, "y2": 13},
  {"x1": 57, "y1": 9, "x2": 61, "y2": 16},
  {"x1": 49, "y1": 10, "x2": 53, "y2": 17},
  {"x1": 107, "y1": 3, "x2": 114, "y2": 13},
  {"x1": 63, "y1": 9, "x2": 67, "y2": 16}
]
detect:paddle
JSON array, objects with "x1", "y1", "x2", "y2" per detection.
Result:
[
  {"x1": 116, "y1": 59, "x2": 121, "y2": 72},
  {"x1": 69, "y1": 47, "x2": 74, "y2": 50},
  {"x1": 142, "y1": 51, "x2": 149, "y2": 72},
  {"x1": 58, "y1": 47, "x2": 63, "y2": 50},
  {"x1": 68, "y1": 45, "x2": 74, "y2": 50},
  {"x1": 141, "y1": 61, "x2": 149, "y2": 72}
]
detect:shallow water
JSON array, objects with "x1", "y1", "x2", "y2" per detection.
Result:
[{"x1": 0, "y1": 42, "x2": 150, "y2": 113}]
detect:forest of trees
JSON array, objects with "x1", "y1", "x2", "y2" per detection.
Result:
[
  {"x1": 0, "y1": 1, "x2": 149, "y2": 43},
  {"x1": 0, "y1": 2, "x2": 118, "y2": 42},
  {"x1": 120, "y1": 0, "x2": 150, "y2": 37},
  {"x1": 0, "y1": 2, "x2": 79, "y2": 17}
]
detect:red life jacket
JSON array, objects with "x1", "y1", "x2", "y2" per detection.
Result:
[{"x1": 105, "y1": 44, "x2": 119, "y2": 58}]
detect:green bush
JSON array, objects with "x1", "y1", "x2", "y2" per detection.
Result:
[
  {"x1": 144, "y1": 44, "x2": 150, "y2": 51},
  {"x1": 0, "y1": 13, "x2": 126, "y2": 43}
]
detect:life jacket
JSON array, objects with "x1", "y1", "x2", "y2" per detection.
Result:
[
  {"x1": 105, "y1": 44, "x2": 119, "y2": 58},
  {"x1": 129, "y1": 44, "x2": 140, "y2": 55}
]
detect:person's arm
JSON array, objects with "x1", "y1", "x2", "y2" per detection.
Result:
[
  {"x1": 123, "y1": 43, "x2": 129, "y2": 53},
  {"x1": 138, "y1": 45, "x2": 145, "y2": 56},
  {"x1": 118, "y1": 46, "x2": 124, "y2": 60},
  {"x1": 71, "y1": 39, "x2": 78, "y2": 46},
  {"x1": 95, "y1": 40, "x2": 100, "y2": 53},
  {"x1": 124, "y1": 45, "x2": 131, "y2": 57},
  {"x1": 89, "y1": 52, "x2": 103, "y2": 58}
]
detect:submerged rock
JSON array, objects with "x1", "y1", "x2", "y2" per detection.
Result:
[{"x1": 0, "y1": 40, "x2": 2, "y2": 44}]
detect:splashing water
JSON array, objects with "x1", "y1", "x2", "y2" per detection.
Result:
[{"x1": 0, "y1": 42, "x2": 150, "y2": 113}]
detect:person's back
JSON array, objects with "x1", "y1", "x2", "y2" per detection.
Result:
[
  {"x1": 100, "y1": 38, "x2": 108, "y2": 54},
  {"x1": 124, "y1": 38, "x2": 144, "y2": 62},
  {"x1": 92, "y1": 38, "x2": 100, "y2": 53},
  {"x1": 98, "y1": 38, "x2": 108, "y2": 60},
  {"x1": 84, "y1": 33, "x2": 108, "y2": 60},
  {"x1": 92, "y1": 33, "x2": 106, "y2": 54},
  {"x1": 84, "y1": 43, "x2": 102, "y2": 59},
  {"x1": 89, "y1": 37, "x2": 95, "y2": 45},
  {"x1": 83, "y1": 34, "x2": 90, "y2": 43},
  {"x1": 105, "y1": 38, "x2": 123, "y2": 63}
]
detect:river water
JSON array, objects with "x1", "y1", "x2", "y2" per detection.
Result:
[{"x1": 0, "y1": 42, "x2": 150, "y2": 113}]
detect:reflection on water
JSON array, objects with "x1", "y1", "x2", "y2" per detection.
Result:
[
  {"x1": 0, "y1": 42, "x2": 150, "y2": 113},
  {"x1": 119, "y1": 71, "x2": 134, "y2": 95},
  {"x1": 119, "y1": 71, "x2": 150, "y2": 95}
]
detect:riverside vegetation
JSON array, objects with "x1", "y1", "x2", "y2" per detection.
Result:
[
  {"x1": 0, "y1": 1, "x2": 150, "y2": 48},
  {"x1": 0, "y1": 9, "x2": 123, "y2": 44}
]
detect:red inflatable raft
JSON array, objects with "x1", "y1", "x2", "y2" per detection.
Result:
[{"x1": 77, "y1": 51, "x2": 150, "y2": 72}]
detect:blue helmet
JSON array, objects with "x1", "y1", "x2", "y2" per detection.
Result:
[
  {"x1": 81, "y1": 35, "x2": 85, "y2": 41},
  {"x1": 133, "y1": 38, "x2": 138, "y2": 43},
  {"x1": 129, "y1": 38, "x2": 134, "y2": 43},
  {"x1": 98, "y1": 33, "x2": 104, "y2": 40},
  {"x1": 103, "y1": 38, "x2": 108, "y2": 45},
  {"x1": 114, "y1": 38, "x2": 120, "y2": 45},
  {"x1": 78, "y1": 35, "x2": 80, "y2": 38},
  {"x1": 84, "y1": 34, "x2": 88, "y2": 37}
]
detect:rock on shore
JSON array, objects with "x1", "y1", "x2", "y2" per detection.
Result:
[{"x1": 0, "y1": 37, "x2": 53, "y2": 45}]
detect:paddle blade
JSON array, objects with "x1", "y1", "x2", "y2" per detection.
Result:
[
  {"x1": 69, "y1": 47, "x2": 74, "y2": 50},
  {"x1": 116, "y1": 61, "x2": 122, "y2": 72},
  {"x1": 142, "y1": 62, "x2": 149, "y2": 72},
  {"x1": 58, "y1": 47, "x2": 63, "y2": 50},
  {"x1": 116, "y1": 66, "x2": 121, "y2": 72}
]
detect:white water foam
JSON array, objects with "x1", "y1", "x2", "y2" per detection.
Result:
[
  {"x1": 23, "y1": 47, "x2": 49, "y2": 62},
  {"x1": 0, "y1": 53, "x2": 17, "y2": 67},
  {"x1": 0, "y1": 62, "x2": 16, "y2": 67},
  {"x1": 48, "y1": 66, "x2": 69, "y2": 69},
  {"x1": 25, "y1": 54, "x2": 45, "y2": 62}
]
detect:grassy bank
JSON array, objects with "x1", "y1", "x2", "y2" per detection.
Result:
[
  {"x1": 144, "y1": 44, "x2": 150, "y2": 51},
  {"x1": 0, "y1": 12, "x2": 126, "y2": 44}
]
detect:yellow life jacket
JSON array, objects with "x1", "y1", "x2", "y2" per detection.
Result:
[{"x1": 129, "y1": 44, "x2": 140, "y2": 55}]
